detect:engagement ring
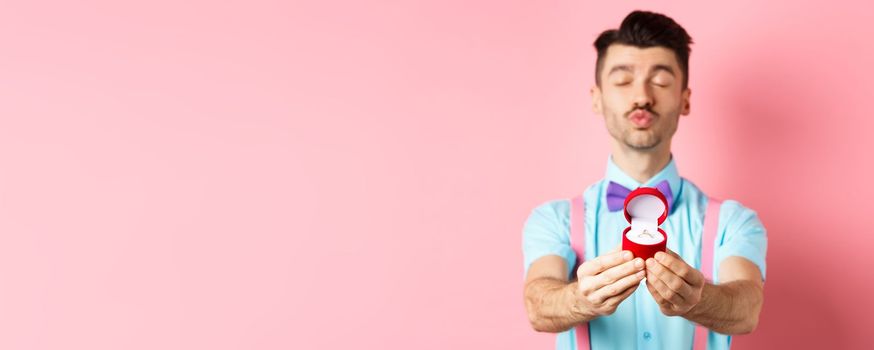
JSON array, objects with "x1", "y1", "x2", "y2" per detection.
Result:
[{"x1": 638, "y1": 229, "x2": 654, "y2": 239}]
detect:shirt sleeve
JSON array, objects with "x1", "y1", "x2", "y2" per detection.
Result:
[
  {"x1": 521, "y1": 199, "x2": 575, "y2": 278},
  {"x1": 715, "y1": 200, "x2": 768, "y2": 281}
]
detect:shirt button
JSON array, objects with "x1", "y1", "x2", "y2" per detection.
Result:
[{"x1": 643, "y1": 331, "x2": 652, "y2": 340}]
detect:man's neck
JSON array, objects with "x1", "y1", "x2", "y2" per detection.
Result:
[{"x1": 610, "y1": 142, "x2": 672, "y2": 184}]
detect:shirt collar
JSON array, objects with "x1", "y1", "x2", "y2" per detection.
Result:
[{"x1": 604, "y1": 154, "x2": 682, "y2": 211}]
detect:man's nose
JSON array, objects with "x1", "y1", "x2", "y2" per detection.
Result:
[{"x1": 631, "y1": 81, "x2": 654, "y2": 109}]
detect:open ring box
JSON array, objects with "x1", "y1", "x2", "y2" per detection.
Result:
[{"x1": 621, "y1": 187, "x2": 669, "y2": 260}]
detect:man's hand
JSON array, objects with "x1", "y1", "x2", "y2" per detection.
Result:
[
  {"x1": 644, "y1": 248, "x2": 705, "y2": 316},
  {"x1": 573, "y1": 248, "x2": 646, "y2": 319}
]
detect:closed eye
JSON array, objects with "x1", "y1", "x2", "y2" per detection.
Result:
[{"x1": 651, "y1": 74, "x2": 673, "y2": 88}]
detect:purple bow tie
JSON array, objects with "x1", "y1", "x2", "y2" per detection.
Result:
[{"x1": 606, "y1": 180, "x2": 673, "y2": 213}]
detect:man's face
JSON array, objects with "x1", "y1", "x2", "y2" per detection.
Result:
[{"x1": 591, "y1": 44, "x2": 691, "y2": 151}]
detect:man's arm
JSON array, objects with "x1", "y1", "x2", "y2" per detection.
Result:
[
  {"x1": 645, "y1": 250, "x2": 764, "y2": 335},
  {"x1": 684, "y1": 256, "x2": 764, "y2": 334},
  {"x1": 523, "y1": 249, "x2": 645, "y2": 333},
  {"x1": 523, "y1": 255, "x2": 585, "y2": 332}
]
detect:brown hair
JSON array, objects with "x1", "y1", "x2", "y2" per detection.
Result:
[{"x1": 594, "y1": 10, "x2": 694, "y2": 88}]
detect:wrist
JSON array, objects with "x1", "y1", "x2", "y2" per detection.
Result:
[
  {"x1": 684, "y1": 282, "x2": 713, "y2": 318},
  {"x1": 566, "y1": 282, "x2": 595, "y2": 322}
]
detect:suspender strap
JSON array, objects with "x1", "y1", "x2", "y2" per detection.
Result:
[
  {"x1": 694, "y1": 197, "x2": 722, "y2": 350},
  {"x1": 569, "y1": 195, "x2": 590, "y2": 350}
]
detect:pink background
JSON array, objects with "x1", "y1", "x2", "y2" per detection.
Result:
[{"x1": 1, "y1": 1, "x2": 872, "y2": 349}]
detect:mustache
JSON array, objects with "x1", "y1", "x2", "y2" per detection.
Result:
[{"x1": 626, "y1": 107, "x2": 659, "y2": 118}]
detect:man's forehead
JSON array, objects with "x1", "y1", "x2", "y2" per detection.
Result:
[{"x1": 603, "y1": 44, "x2": 680, "y2": 70}]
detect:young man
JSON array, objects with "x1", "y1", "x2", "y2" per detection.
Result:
[{"x1": 522, "y1": 10, "x2": 767, "y2": 349}]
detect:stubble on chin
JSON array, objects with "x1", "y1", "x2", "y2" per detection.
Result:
[{"x1": 622, "y1": 129, "x2": 661, "y2": 150}]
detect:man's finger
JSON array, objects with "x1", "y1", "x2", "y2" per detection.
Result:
[
  {"x1": 654, "y1": 251, "x2": 703, "y2": 286},
  {"x1": 645, "y1": 277, "x2": 668, "y2": 303},
  {"x1": 644, "y1": 276, "x2": 659, "y2": 299},
  {"x1": 646, "y1": 258, "x2": 694, "y2": 298},
  {"x1": 646, "y1": 269, "x2": 686, "y2": 305},
  {"x1": 591, "y1": 268, "x2": 645, "y2": 303},
  {"x1": 645, "y1": 277, "x2": 679, "y2": 314},
  {"x1": 603, "y1": 281, "x2": 639, "y2": 308},
  {"x1": 665, "y1": 248, "x2": 681, "y2": 259},
  {"x1": 595, "y1": 258, "x2": 644, "y2": 288},
  {"x1": 577, "y1": 250, "x2": 633, "y2": 278}
]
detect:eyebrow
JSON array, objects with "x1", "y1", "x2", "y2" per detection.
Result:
[
  {"x1": 651, "y1": 64, "x2": 676, "y2": 77},
  {"x1": 607, "y1": 64, "x2": 676, "y2": 77},
  {"x1": 607, "y1": 64, "x2": 634, "y2": 76}
]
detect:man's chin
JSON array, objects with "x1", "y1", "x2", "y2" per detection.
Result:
[{"x1": 624, "y1": 137, "x2": 660, "y2": 150}]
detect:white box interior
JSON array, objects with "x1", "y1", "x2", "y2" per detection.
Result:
[{"x1": 624, "y1": 194, "x2": 666, "y2": 245}]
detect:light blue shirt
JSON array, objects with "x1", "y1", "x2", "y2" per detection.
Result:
[{"x1": 522, "y1": 155, "x2": 767, "y2": 350}]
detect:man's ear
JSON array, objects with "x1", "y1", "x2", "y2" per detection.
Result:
[
  {"x1": 681, "y1": 87, "x2": 691, "y2": 116},
  {"x1": 591, "y1": 85, "x2": 603, "y2": 115}
]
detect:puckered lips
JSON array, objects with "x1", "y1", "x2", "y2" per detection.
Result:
[{"x1": 629, "y1": 109, "x2": 654, "y2": 128}]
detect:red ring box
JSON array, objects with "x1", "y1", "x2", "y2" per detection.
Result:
[{"x1": 621, "y1": 187, "x2": 669, "y2": 260}]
